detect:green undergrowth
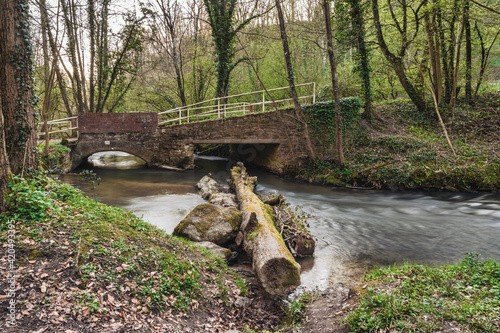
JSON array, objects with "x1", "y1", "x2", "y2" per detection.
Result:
[
  {"x1": 1, "y1": 172, "x2": 246, "y2": 312},
  {"x1": 346, "y1": 254, "x2": 500, "y2": 332},
  {"x1": 302, "y1": 94, "x2": 500, "y2": 191},
  {"x1": 38, "y1": 142, "x2": 71, "y2": 172}
]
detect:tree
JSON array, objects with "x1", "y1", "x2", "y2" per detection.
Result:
[
  {"x1": 323, "y1": 0, "x2": 344, "y2": 164},
  {"x1": 52, "y1": 0, "x2": 145, "y2": 114},
  {"x1": 203, "y1": 0, "x2": 256, "y2": 98},
  {"x1": 39, "y1": 0, "x2": 55, "y2": 157},
  {"x1": 347, "y1": 0, "x2": 372, "y2": 119},
  {"x1": 474, "y1": 23, "x2": 500, "y2": 98},
  {"x1": 371, "y1": 0, "x2": 428, "y2": 114},
  {"x1": 464, "y1": 0, "x2": 472, "y2": 103},
  {"x1": 0, "y1": 0, "x2": 38, "y2": 179},
  {"x1": 38, "y1": 0, "x2": 74, "y2": 117},
  {"x1": 274, "y1": 0, "x2": 315, "y2": 160},
  {"x1": 146, "y1": 0, "x2": 187, "y2": 106}
]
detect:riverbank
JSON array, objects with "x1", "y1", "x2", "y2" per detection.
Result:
[
  {"x1": 0, "y1": 174, "x2": 287, "y2": 332},
  {"x1": 299, "y1": 254, "x2": 500, "y2": 333},
  {"x1": 300, "y1": 94, "x2": 500, "y2": 192},
  {"x1": 2, "y1": 174, "x2": 500, "y2": 332}
]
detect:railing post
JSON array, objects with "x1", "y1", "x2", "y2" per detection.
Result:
[
  {"x1": 262, "y1": 92, "x2": 265, "y2": 113},
  {"x1": 313, "y1": 82, "x2": 316, "y2": 104},
  {"x1": 179, "y1": 108, "x2": 182, "y2": 124},
  {"x1": 187, "y1": 108, "x2": 190, "y2": 124},
  {"x1": 217, "y1": 98, "x2": 221, "y2": 119}
]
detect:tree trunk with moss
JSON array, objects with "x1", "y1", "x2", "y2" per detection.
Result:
[
  {"x1": 231, "y1": 163, "x2": 300, "y2": 296},
  {"x1": 0, "y1": 0, "x2": 38, "y2": 174}
]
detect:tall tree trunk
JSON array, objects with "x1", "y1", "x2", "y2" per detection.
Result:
[
  {"x1": 157, "y1": 0, "x2": 187, "y2": 106},
  {"x1": 88, "y1": 0, "x2": 96, "y2": 112},
  {"x1": 350, "y1": 0, "x2": 372, "y2": 120},
  {"x1": 323, "y1": 0, "x2": 344, "y2": 164},
  {"x1": 274, "y1": 0, "x2": 315, "y2": 160},
  {"x1": 437, "y1": 7, "x2": 452, "y2": 103},
  {"x1": 0, "y1": 0, "x2": 38, "y2": 174},
  {"x1": 465, "y1": 0, "x2": 472, "y2": 103},
  {"x1": 171, "y1": 36, "x2": 187, "y2": 106},
  {"x1": 41, "y1": 1, "x2": 73, "y2": 117},
  {"x1": 432, "y1": 11, "x2": 444, "y2": 104},
  {"x1": 97, "y1": 0, "x2": 110, "y2": 113},
  {"x1": 449, "y1": 0, "x2": 467, "y2": 108},
  {"x1": 424, "y1": 5, "x2": 443, "y2": 103},
  {"x1": 61, "y1": 0, "x2": 85, "y2": 114},
  {"x1": 40, "y1": 0, "x2": 53, "y2": 157}
]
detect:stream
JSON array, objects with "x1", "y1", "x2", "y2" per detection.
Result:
[{"x1": 60, "y1": 151, "x2": 500, "y2": 290}]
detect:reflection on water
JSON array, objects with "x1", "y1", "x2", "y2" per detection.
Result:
[
  {"x1": 61, "y1": 151, "x2": 500, "y2": 290},
  {"x1": 88, "y1": 151, "x2": 146, "y2": 169}
]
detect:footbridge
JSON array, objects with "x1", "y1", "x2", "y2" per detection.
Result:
[{"x1": 39, "y1": 83, "x2": 316, "y2": 174}]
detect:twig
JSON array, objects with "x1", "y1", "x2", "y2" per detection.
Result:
[
  {"x1": 75, "y1": 236, "x2": 82, "y2": 274},
  {"x1": 406, "y1": 50, "x2": 457, "y2": 156}
]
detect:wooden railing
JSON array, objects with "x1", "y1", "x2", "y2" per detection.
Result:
[
  {"x1": 158, "y1": 82, "x2": 316, "y2": 125},
  {"x1": 37, "y1": 116, "x2": 78, "y2": 138}
]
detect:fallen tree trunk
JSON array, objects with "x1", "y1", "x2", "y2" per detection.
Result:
[{"x1": 231, "y1": 163, "x2": 301, "y2": 296}]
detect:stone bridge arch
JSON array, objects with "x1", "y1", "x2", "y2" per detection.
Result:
[
  {"x1": 69, "y1": 113, "x2": 160, "y2": 170},
  {"x1": 70, "y1": 132, "x2": 159, "y2": 170}
]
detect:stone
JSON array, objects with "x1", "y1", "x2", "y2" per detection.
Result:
[
  {"x1": 196, "y1": 175, "x2": 221, "y2": 200},
  {"x1": 234, "y1": 297, "x2": 252, "y2": 308},
  {"x1": 195, "y1": 241, "x2": 232, "y2": 261},
  {"x1": 173, "y1": 203, "x2": 242, "y2": 246},
  {"x1": 208, "y1": 192, "x2": 238, "y2": 208}
]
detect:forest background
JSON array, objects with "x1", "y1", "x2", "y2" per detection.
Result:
[
  {"x1": 1, "y1": 0, "x2": 500, "y2": 193},
  {"x1": 26, "y1": 0, "x2": 500, "y2": 119}
]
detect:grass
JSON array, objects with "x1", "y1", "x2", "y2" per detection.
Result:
[
  {"x1": 346, "y1": 254, "x2": 500, "y2": 332},
  {"x1": 283, "y1": 291, "x2": 317, "y2": 326}
]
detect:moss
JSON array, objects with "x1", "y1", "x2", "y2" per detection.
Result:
[
  {"x1": 174, "y1": 203, "x2": 241, "y2": 242},
  {"x1": 227, "y1": 209, "x2": 243, "y2": 230},
  {"x1": 28, "y1": 250, "x2": 52, "y2": 260}
]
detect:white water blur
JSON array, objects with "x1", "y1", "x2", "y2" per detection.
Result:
[{"x1": 62, "y1": 151, "x2": 500, "y2": 290}]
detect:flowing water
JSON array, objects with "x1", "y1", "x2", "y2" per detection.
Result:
[{"x1": 61, "y1": 152, "x2": 500, "y2": 290}]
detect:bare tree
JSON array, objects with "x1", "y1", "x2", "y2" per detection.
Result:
[
  {"x1": 146, "y1": 0, "x2": 187, "y2": 106},
  {"x1": 371, "y1": 0, "x2": 428, "y2": 114},
  {"x1": 274, "y1": 0, "x2": 315, "y2": 159}
]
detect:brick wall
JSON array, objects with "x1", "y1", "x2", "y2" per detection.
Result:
[{"x1": 78, "y1": 113, "x2": 158, "y2": 133}]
